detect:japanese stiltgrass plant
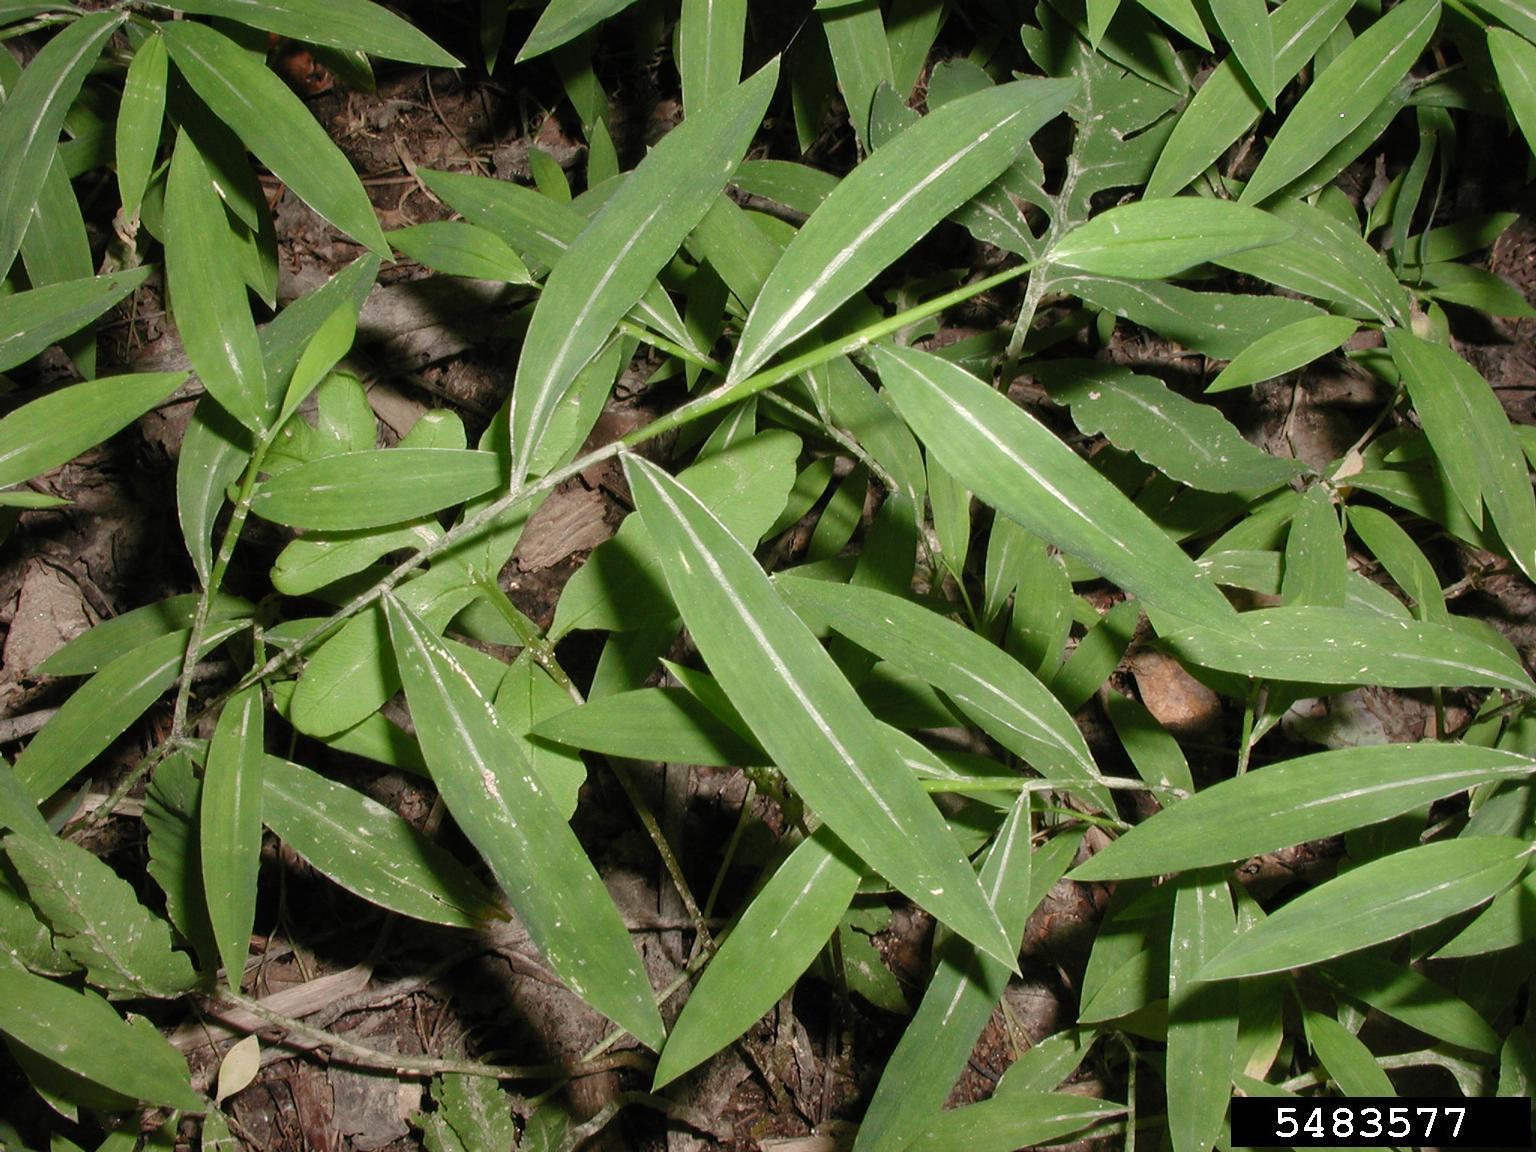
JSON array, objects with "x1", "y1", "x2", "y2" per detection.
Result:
[{"x1": 0, "y1": 0, "x2": 1535, "y2": 1147}]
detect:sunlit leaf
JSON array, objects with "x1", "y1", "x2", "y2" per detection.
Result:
[
  {"x1": 162, "y1": 20, "x2": 390, "y2": 255},
  {"x1": 201, "y1": 686, "x2": 263, "y2": 982},
  {"x1": 262, "y1": 755, "x2": 500, "y2": 927},
  {"x1": 874, "y1": 345, "x2": 1236, "y2": 630},
  {"x1": 1048, "y1": 199, "x2": 1291, "y2": 279},
  {"x1": 1072, "y1": 744, "x2": 1536, "y2": 880},
  {"x1": 729, "y1": 78, "x2": 1077, "y2": 384},
  {"x1": 653, "y1": 827, "x2": 861, "y2": 1087},
  {"x1": 1198, "y1": 838, "x2": 1530, "y2": 980},
  {"x1": 385, "y1": 595, "x2": 665, "y2": 1048},
  {"x1": 624, "y1": 453, "x2": 1014, "y2": 966},
  {"x1": 0, "y1": 371, "x2": 183, "y2": 490},
  {"x1": 1240, "y1": 0, "x2": 1439, "y2": 204}
]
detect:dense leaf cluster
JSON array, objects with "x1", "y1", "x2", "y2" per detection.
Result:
[{"x1": 0, "y1": 0, "x2": 1534, "y2": 1147}]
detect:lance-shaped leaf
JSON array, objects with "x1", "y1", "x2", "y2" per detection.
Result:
[
  {"x1": 201, "y1": 686, "x2": 263, "y2": 982},
  {"x1": 1159, "y1": 605, "x2": 1536, "y2": 694},
  {"x1": 1389, "y1": 330, "x2": 1536, "y2": 582},
  {"x1": 250, "y1": 448, "x2": 503, "y2": 531},
  {"x1": 389, "y1": 221, "x2": 532, "y2": 285},
  {"x1": 0, "y1": 962, "x2": 201, "y2": 1111},
  {"x1": 262, "y1": 756, "x2": 500, "y2": 928},
  {"x1": 0, "y1": 371, "x2": 182, "y2": 489},
  {"x1": 1433, "y1": 870, "x2": 1536, "y2": 958},
  {"x1": 116, "y1": 33, "x2": 166, "y2": 220},
  {"x1": 1167, "y1": 871, "x2": 1238, "y2": 1152},
  {"x1": 904, "y1": 1093, "x2": 1124, "y2": 1152},
  {"x1": 1148, "y1": 0, "x2": 1353, "y2": 199},
  {"x1": 653, "y1": 827, "x2": 862, "y2": 1087},
  {"x1": 1198, "y1": 838, "x2": 1530, "y2": 980},
  {"x1": 166, "y1": 130, "x2": 270, "y2": 433},
  {"x1": 1036, "y1": 361, "x2": 1306, "y2": 493},
  {"x1": 0, "y1": 11, "x2": 121, "y2": 278},
  {"x1": 157, "y1": 0, "x2": 460, "y2": 66},
  {"x1": 776, "y1": 576, "x2": 1107, "y2": 807},
  {"x1": 1491, "y1": 28, "x2": 1536, "y2": 154},
  {"x1": 161, "y1": 20, "x2": 389, "y2": 255},
  {"x1": 533, "y1": 687, "x2": 769, "y2": 767},
  {"x1": 0, "y1": 269, "x2": 153, "y2": 376},
  {"x1": 728, "y1": 78, "x2": 1077, "y2": 385},
  {"x1": 418, "y1": 170, "x2": 695, "y2": 350},
  {"x1": 624, "y1": 454, "x2": 1014, "y2": 966},
  {"x1": 1240, "y1": 0, "x2": 1440, "y2": 204},
  {"x1": 1072, "y1": 745, "x2": 1535, "y2": 881},
  {"x1": 4, "y1": 833, "x2": 197, "y2": 998},
  {"x1": 517, "y1": 0, "x2": 638, "y2": 60},
  {"x1": 1320, "y1": 955, "x2": 1500, "y2": 1054},
  {"x1": 1213, "y1": 0, "x2": 1276, "y2": 107},
  {"x1": 1046, "y1": 199, "x2": 1292, "y2": 279},
  {"x1": 13, "y1": 622, "x2": 247, "y2": 802},
  {"x1": 874, "y1": 345, "x2": 1236, "y2": 631},
  {"x1": 854, "y1": 813, "x2": 1079, "y2": 1152},
  {"x1": 1207, "y1": 315, "x2": 1359, "y2": 393},
  {"x1": 678, "y1": 0, "x2": 746, "y2": 113},
  {"x1": 510, "y1": 60, "x2": 778, "y2": 483},
  {"x1": 383, "y1": 595, "x2": 664, "y2": 1048}
]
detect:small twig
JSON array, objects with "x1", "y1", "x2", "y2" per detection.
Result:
[
  {"x1": 0, "y1": 708, "x2": 59, "y2": 743},
  {"x1": 212, "y1": 989, "x2": 652, "y2": 1081}
]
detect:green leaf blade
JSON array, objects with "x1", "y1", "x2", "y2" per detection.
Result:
[
  {"x1": 250, "y1": 449, "x2": 503, "y2": 531},
  {"x1": 116, "y1": 33, "x2": 167, "y2": 220},
  {"x1": 1161, "y1": 606, "x2": 1535, "y2": 693},
  {"x1": 510, "y1": 60, "x2": 778, "y2": 483},
  {"x1": 0, "y1": 370, "x2": 182, "y2": 490},
  {"x1": 262, "y1": 755, "x2": 500, "y2": 928},
  {"x1": 1240, "y1": 0, "x2": 1440, "y2": 205},
  {"x1": 874, "y1": 345, "x2": 1236, "y2": 630},
  {"x1": 0, "y1": 963, "x2": 201, "y2": 1111},
  {"x1": 728, "y1": 78, "x2": 1077, "y2": 384},
  {"x1": 653, "y1": 828, "x2": 861, "y2": 1087},
  {"x1": 1072, "y1": 744, "x2": 1536, "y2": 881},
  {"x1": 383, "y1": 595, "x2": 665, "y2": 1049},
  {"x1": 200, "y1": 686, "x2": 264, "y2": 982},
  {"x1": 162, "y1": 20, "x2": 389, "y2": 256},
  {"x1": 1198, "y1": 838, "x2": 1529, "y2": 980},
  {"x1": 0, "y1": 11, "x2": 122, "y2": 277},
  {"x1": 1047, "y1": 199, "x2": 1292, "y2": 279},
  {"x1": 156, "y1": 0, "x2": 461, "y2": 66},
  {"x1": 165, "y1": 130, "x2": 270, "y2": 433},
  {"x1": 776, "y1": 576, "x2": 1107, "y2": 806},
  {"x1": 623, "y1": 453, "x2": 1014, "y2": 967}
]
